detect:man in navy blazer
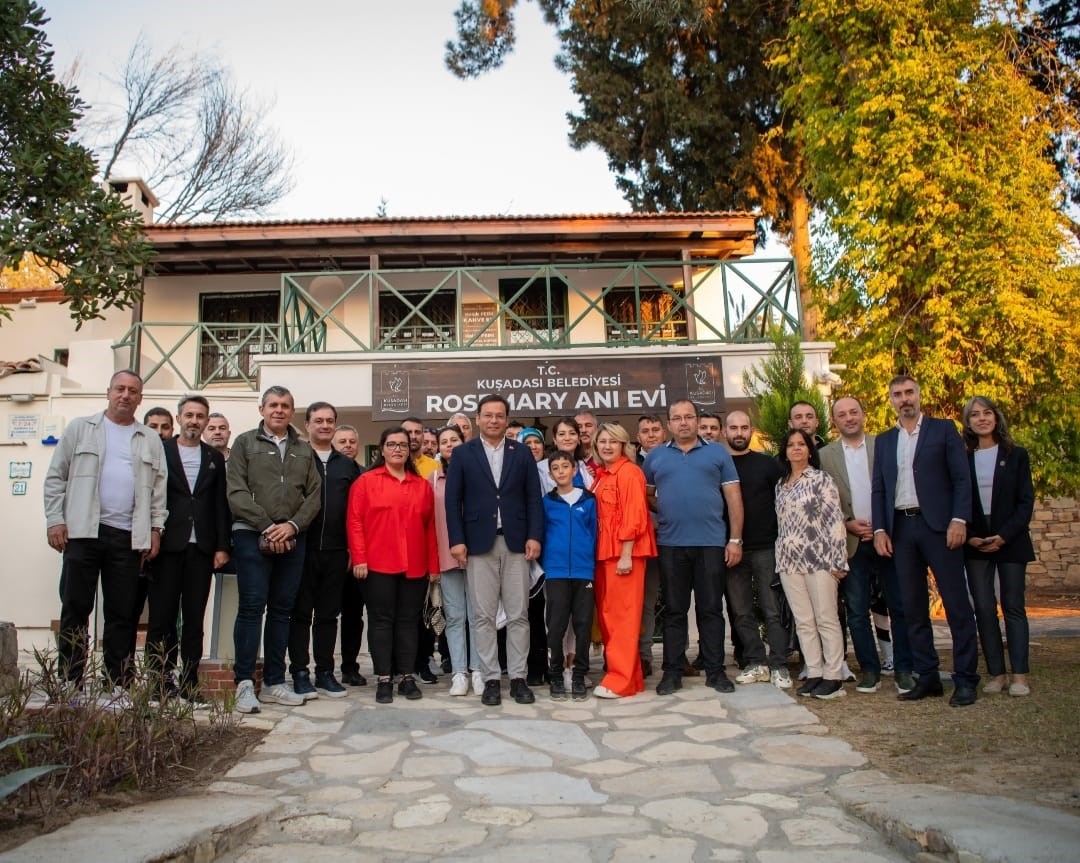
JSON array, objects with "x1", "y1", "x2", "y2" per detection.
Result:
[
  {"x1": 148, "y1": 395, "x2": 230, "y2": 703},
  {"x1": 445, "y1": 394, "x2": 543, "y2": 706},
  {"x1": 872, "y1": 375, "x2": 979, "y2": 706}
]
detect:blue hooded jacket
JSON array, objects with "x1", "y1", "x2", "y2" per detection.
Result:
[{"x1": 541, "y1": 488, "x2": 597, "y2": 580}]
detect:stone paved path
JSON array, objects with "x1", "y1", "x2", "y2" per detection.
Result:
[{"x1": 212, "y1": 672, "x2": 908, "y2": 862}]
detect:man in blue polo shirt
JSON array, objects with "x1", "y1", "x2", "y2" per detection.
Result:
[{"x1": 643, "y1": 399, "x2": 745, "y2": 696}]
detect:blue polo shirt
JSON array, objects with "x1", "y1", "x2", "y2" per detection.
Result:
[{"x1": 642, "y1": 437, "x2": 741, "y2": 547}]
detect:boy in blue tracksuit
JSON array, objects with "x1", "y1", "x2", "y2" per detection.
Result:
[{"x1": 541, "y1": 452, "x2": 598, "y2": 701}]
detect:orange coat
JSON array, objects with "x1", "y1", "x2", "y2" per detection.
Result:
[{"x1": 592, "y1": 456, "x2": 657, "y2": 561}]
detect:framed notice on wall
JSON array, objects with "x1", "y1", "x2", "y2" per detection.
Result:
[
  {"x1": 461, "y1": 303, "x2": 499, "y2": 347},
  {"x1": 8, "y1": 414, "x2": 40, "y2": 440}
]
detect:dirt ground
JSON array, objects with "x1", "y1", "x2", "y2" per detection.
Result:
[
  {"x1": 802, "y1": 634, "x2": 1080, "y2": 812},
  {"x1": 0, "y1": 724, "x2": 266, "y2": 853}
]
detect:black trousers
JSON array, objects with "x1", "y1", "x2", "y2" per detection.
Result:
[
  {"x1": 289, "y1": 547, "x2": 350, "y2": 675},
  {"x1": 146, "y1": 543, "x2": 213, "y2": 690},
  {"x1": 365, "y1": 572, "x2": 428, "y2": 678},
  {"x1": 527, "y1": 588, "x2": 548, "y2": 680},
  {"x1": 340, "y1": 571, "x2": 366, "y2": 674},
  {"x1": 59, "y1": 525, "x2": 142, "y2": 686},
  {"x1": 545, "y1": 579, "x2": 593, "y2": 677},
  {"x1": 658, "y1": 545, "x2": 727, "y2": 676}
]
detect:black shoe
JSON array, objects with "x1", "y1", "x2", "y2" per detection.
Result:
[
  {"x1": 812, "y1": 679, "x2": 846, "y2": 699},
  {"x1": 510, "y1": 678, "x2": 536, "y2": 704},
  {"x1": 398, "y1": 676, "x2": 423, "y2": 700},
  {"x1": 315, "y1": 671, "x2": 348, "y2": 698},
  {"x1": 375, "y1": 679, "x2": 393, "y2": 704},
  {"x1": 292, "y1": 670, "x2": 319, "y2": 701},
  {"x1": 949, "y1": 685, "x2": 977, "y2": 707},
  {"x1": 707, "y1": 670, "x2": 735, "y2": 693},
  {"x1": 571, "y1": 677, "x2": 587, "y2": 701},
  {"x1": 549, "y1": 677, "x2": 567, "y2": 701},
  {"x1": 526, "y1": 672, "x2": 546, "y2": 687},
  {"x1": 417, "y1": 666, "x2": 438, "y2": 685},
  {"x1": 798, "y1": 676, "x2": 823, "y2": 697},
  {"x1": 897, "y1": 675, "x2": 945, "y2": 701},
  {"x1": 641, "y1": 659, "x2": 653, "y2": 678},
  {"x1": 341, "y1": 669, "x2": 367, "y2": 687},
  {"x1": 481, "y1": 680, "x2": 502, "y2": 706},
  {"x1": 656, "y1": 672, "x2": 682, "y2": 696},
  {"x1": 441, "y1": 656, "x2": 452, "y2": 674}
]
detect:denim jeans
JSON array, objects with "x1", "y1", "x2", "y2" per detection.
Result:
[
  {"x1": 440, "y1": 568, "x2": 479, "y2": 674},
  {"x1": 725, "y1": 546, "x2": 789, "y2": 669},
  {"x1": 967, "y1": 558, "x2": 1029, "y2": 675},
  {"x1": 232, "y1": 529, "x2": 307, "y2": 686},
  {"x1": 841, "y1": 542, "x2": 881, "y2": 675},
  {"x1": 658, "y1": 545, "x2": 726, "y2": 675}
]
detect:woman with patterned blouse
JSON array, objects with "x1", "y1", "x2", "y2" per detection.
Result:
[{"x1": 774, "y1": 429, "x2": 850, "y2": 700}]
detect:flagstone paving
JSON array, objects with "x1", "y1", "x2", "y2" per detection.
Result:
[{"x1": 206, "y1": 676, "x2": 909, "y2": 862}]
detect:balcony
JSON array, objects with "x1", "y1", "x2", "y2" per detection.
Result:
[{"x1": 115, "y1": 258, "x2": 801, "y2": 390}]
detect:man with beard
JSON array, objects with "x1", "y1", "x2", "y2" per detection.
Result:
[{"x1": 722, "y1": 411, "x2": 791, "y2": 689}]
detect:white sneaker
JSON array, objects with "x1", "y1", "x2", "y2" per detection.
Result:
[
  {"x1": 449, "y1": 673, "x2": 469, "y2": 696},
  {"x1": 471, "y1": 670, "x2": 485, "y2": 696},
  {"x1": 235, "y1": 680, "x2": 260, "y2": 714},
  {"x1": 260, "y1": 682, "x2": 304, "y2": 707},
  {"x1": 771, "y1": 667, "x2": 793, "y2": 689},
  {"x1": 593, "y1": 685, "x2": 620, "y2": 699},
  {"x1": 735, "y1": 664, "x2": 770, "y2": 684}
]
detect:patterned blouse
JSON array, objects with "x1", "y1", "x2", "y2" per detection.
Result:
[{"x1": 774, "y1": 466, "x2": 849, "y2": 576}]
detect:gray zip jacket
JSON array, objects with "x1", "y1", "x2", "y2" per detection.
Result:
[{"x1": 43, "y1": 411, "x2": 168, "y2": 550}]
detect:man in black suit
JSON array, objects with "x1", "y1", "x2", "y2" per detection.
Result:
[
  {"x1": 147, "y1": 395, "x2": 230, "y2": 703},
  {"x1": 872, "y1": 375, "x2": 979, "y2": 707},
  {"x1": 445, "y1": 394, "x2": 544, "y2": 706}
]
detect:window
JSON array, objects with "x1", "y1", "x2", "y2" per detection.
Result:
[
  {"x1": 199, "y1": 292, "x2": 279, "y2": 385},
  {"x1": 53, "y1": 348, "x2": 69, "y2": 366},
  {"x1": 499, "y1": 277, "x2": 568, "y2": 345},
  {"x1": 378, "y1": 289, "x2": 457, "y2": 350},
  {"x1": 603, "y1": 284, "x2": 688, "y2": 342}
]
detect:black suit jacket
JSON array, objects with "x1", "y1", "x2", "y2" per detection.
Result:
[
  {"x1": 161, "y1": 438, "x2": 230, "y2": 555},
  {"x1": 871, "y1": 416, "x2": 971, "y2": 535},
  {"x1": 444, "y1": 437, "x2": 543, "y2": 555},
  {"x1": 965, "y1": 445, "x2": 1035, "y2": 564}
]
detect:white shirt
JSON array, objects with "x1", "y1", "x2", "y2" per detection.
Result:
[
  {"x1": 481, "y1": 436, "x2": 505, "y2": 528},
  {"x1": 178, "y1": 441, "x2": 202, "y2": 542},
  {"x1": 842, "y1": 436, "x2": 872, "y2": 522},
  {"x1": 99, "y1": 418, "x2": 137, "y2": 531},
  {"x1": 894, "y1": 414, "x2": 923, "y2": 510},
  {"x1": 267, "y1": 431, "x2": 289, "y2": 459},
  {"x1": 974, "y1": 445, "x2": 998, "y2": 515}
]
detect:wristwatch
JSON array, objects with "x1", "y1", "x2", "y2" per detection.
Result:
[{"x1": 728, "y1": 538, "x2": 743, "y2": 546}]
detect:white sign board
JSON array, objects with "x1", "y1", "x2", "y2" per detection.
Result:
[{"x1": 8, "y1": 414, "x2": 40, "y2": 440}]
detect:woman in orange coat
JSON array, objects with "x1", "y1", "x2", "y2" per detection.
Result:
[{"x1": 591, "y1": 422, "x2": 657, "y2": 698}]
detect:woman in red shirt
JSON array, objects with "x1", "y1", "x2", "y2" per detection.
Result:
[
  {"x1": 591, "y1": 422, "x2": 657, "y2": 698},
  {"x1": 347, "y1": 427, "x2": 439, "y2": 704}
]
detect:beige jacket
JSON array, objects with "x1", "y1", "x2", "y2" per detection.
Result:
[{"x1": 43, "y1": 411, "x2": 167, "y2": 550}]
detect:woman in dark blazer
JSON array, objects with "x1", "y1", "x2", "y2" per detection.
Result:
[{"x1": 962, "y1": 396, "x2": 1035, "y2": 697}]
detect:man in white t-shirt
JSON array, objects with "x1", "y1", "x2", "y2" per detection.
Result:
[{"x1": 44, "y1": 370, "x2": 167, "y2": 690}]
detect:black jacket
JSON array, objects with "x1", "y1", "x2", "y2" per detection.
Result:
[
  {"x1": 161, "y1": 438, "x2": 230, "y2": 556},
  {"x1": 965, "y1": 445, "x2": 1036, "y2": 564},
  {"x1": 309, "y1": 448, "x2": 363, "y2": 551}
]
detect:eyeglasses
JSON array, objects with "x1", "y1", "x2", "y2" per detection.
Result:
[{"x1": 384, "y1": 441, "x2": 409, "y2": 450}]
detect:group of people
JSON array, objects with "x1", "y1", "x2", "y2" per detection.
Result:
[{"x1": 43, "y1": 369, "x2": 1034, "y2": 713}]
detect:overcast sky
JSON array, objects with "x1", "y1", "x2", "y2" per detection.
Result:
[{"x1": 42, "y1": 0, "x2": 632, "y2": 220}]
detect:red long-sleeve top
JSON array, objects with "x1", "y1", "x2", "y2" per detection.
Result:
[
  {"x1": 346, "y1": 466, "x2": 439, "y2": 578},
  {"x1": 592, "y1": 456, "x2": 657, "y2": 561}
]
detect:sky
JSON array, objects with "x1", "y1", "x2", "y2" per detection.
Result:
[{"x1": 40, "y1": 0, "x2": 633, "y2": 221}]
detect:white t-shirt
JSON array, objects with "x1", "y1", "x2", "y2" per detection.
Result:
[
  {"x1": 99, "y1": 418, "x2": 137, "y2": 531},
  {"x1": 558, "y1": 487, "x2": 584, "y2": 505},
  {"x1": 974, "y1": 445, "x2": 998, "y2": 515},
  {"x1": 178, "y1": 441, "x2": 202, "y2": 542}
]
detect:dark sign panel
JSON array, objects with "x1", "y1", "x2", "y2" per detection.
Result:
[{"x1": 372, "y1": 355, "x2": 724, "y2": 421}]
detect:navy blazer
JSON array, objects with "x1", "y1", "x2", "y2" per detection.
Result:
[
  {"x1": 871, "y1": 416, "x2": 971, "y2": 535},
  {"x1": 965, "y1": 445, "x2": 1035, "y2": 564},
  {"x1": 444, "y1": 437, "x2": 544, "y2": 555},
  {"x1": 161, "y1": 438, "x2": 230, "y2": 556}
]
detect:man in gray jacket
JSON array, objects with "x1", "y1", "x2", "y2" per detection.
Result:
[{"x1": 44, "y1": 370, "x2": 167, "y2": 690}]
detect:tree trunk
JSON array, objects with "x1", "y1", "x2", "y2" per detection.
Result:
[{"x1": 790, "y1": 187, "x2": 817, "y2": 340}]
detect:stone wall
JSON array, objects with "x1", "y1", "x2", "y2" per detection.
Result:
[{"x1": 1029, "y1": 498, "x2": 1080, "y2": 595}]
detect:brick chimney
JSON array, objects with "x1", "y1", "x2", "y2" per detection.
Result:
[{"x1": 104, "y1": 177, "x2": 158, "y2": 225}]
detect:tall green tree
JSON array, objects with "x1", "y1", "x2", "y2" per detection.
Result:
[
  {"x1": 776, "y1": 0, "x2": 1080, "y2": 495},
  {"x1": 0, "y1": 0, "x2": 152, "y2": 326},
  {"x1": 444, "y1": 0, "x2": 817, "y2": 333},
  {"x1": 742, "y1": 329, "x2": 829, "y2": 451}
]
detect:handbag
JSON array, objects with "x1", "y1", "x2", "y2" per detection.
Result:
[{"x1": 423, "y1": 581, "x2": 446, "y2": 635}]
